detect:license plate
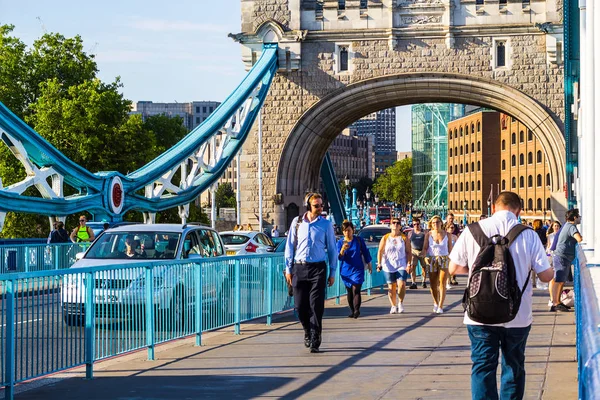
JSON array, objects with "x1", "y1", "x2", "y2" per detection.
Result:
[
  {"x1": 96, "y1": 294, "x2": 119, "y2": 303},
  {"x1": 226, "y1": 250, "x2": 237, "y2": 256}
]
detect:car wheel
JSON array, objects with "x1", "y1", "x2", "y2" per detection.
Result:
[{"x1": 63, "y1": 311, "x2": 83, "y2": 326}]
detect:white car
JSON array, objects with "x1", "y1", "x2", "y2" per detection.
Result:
[
  {"x1": 220, "y1": 231, "x2": 275, "y2": 256},
  {"x1": 61, "y1": 224, "x2": 227, "y2": 325}
]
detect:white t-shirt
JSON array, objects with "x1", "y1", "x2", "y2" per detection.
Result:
[
  {"x1": 381, "y1": 234, "x2": 407, "y2": 272},
  {"x1": 449, "y1": 210, "x2": 551, "y2": 328}
]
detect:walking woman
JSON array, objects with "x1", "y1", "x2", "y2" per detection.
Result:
[
  {"x1": 422, "y1": 215, "x2": 453, "y2": 314},
  {"x1": 377, "y1": 217, "x2": 412, "y2": 314},
  {"x1": 337, "y1": 220, "x2": 372, "y2": 318}
]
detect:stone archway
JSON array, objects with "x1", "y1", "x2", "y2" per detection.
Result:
[{"x1": 276, "y1": 73, "x2": 565, "y2": 210}]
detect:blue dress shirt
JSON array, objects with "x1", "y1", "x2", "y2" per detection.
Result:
[{"x1": 284, "y1": 213, "x2": 338, "y2": 277}]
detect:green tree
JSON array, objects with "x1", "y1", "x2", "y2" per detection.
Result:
[
  {"x1": 373, "y1": 158, "x2": 413, "y2": 205},
  {"x1": 143, "y1": 114, "x2": 188, "y2": 155},
  {"x1": 215, "y1": 183, "x2": 236, "y2": 211}
]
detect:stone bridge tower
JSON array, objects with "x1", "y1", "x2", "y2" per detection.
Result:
[{"x1": 234, "y1": 0, "x2": 565, "y2": 230}]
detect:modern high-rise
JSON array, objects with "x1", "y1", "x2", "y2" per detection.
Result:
[
  {"x1": 411, "y1": 104, "x2": 466, "y2": 210},
  {"x1": 329, "y1": 128, "x2": 375, "y2": 182},
  {"x1": 350, "y1": 108, "x2": 396, "y2": 177}
]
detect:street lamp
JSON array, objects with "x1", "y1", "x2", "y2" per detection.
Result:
[
  {"x1": 351, "y1": 187, "x2": 359, "y2": 226},
  {"x1": 463, "y1": 200, "x2": 468, "y2": 226},
  {"x1": 374, "y1": 194, "x2": 380, "y2": 224},
  {"x1": 344, "y1": 176, "x2": 351, "y2": 218},
  {"x1": 441, "y1": 200, "x2": 446, "y2": 221},
  {"x1": 487, "y1": 199, "x2": 491, "y2": 217},
  {"x1": 408, "y1": 201, "x2": 412, "y2": 224},
  {"x1": 365, "y1": 188, "x2": 371, "y2": 225}
]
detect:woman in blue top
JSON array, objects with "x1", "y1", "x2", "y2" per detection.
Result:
[{"x1": 337, "y1": 220, "x2": 372, "y2": 319}]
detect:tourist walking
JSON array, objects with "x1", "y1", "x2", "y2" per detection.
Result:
[
  {"x1": 549, "y1": 209, "x2": 582, "y2": 312},
  {"x1": 422, "y1": 215, "x2": 452, "y2": 314},
  {"x1": 446, "y1": 223, "x2": 460, "y2": 287},
  {"x1": 284, "y1": 193, "x2": 337, "y2": 353},
  {"x1": 49, "y1": 221, "x2": 70, "y2": 243},
  {"x1": 70, "y1": 215, "x2": 95, "y2": 243},
  {"x1": 377, "y1": 217, "x2": 412, "y2": 314},
  {"x1": 337, "y1": 220, "x2": 372, "y2": 318},
  {"x1": 407, "y1": 217, "x2": 427, "y2": 289},
  {"x1": 449, "y1": 191, "x2": 553, "y2": 400}
]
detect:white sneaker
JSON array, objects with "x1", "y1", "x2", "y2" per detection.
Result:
[
  {"x1": 548, "y1": 300, "x2": 553, "y2": 307},
  {"x1": 446, "y1": 283, "x2": 453, "y2": 290},
  {"x1": 437, "y1": 307, "x2": 444, "y2": 314},
  {"x1": 433, "y1": 304, "x2": 439, "y2": 313},
  {"x1": 390, "y1": 306, "x2": 397, "y2": 314},
  {"x1": 397, "y1": 303, "x2": 405, "y2": 313}
]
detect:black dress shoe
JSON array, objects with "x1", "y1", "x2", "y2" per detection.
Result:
[
  {"x1": 348, "y1": 310, "x2": 355, "y2": 318},
  {"x1": 310, "y1": 331, "x2": 321, "y2": 352},
  {"x1": 309, "y1": 346, "x2": 320, "y2": 353},
  {"x1": 353, "y1": 310, "x2": 360, "y2": 319},
  {"x1": 304, "y1": 331, "x2": 311, "y2": 348}
]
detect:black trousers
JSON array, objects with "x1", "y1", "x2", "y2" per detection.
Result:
[
  {"x1": 292, "y1": 261, "x2": 327, "y2": 335},
  {"x1": 346, "y1": 284, "x2": 362, "y2": 313}
]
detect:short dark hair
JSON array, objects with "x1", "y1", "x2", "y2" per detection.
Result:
[
  {"x1": 494, "y1": 191, "x2": 522, "y2": 210},
  {"x1": 413, "y1": 217, "x2": 421, "y2": 224},
  {"x1": 565, "y1": 208, "x2": 580, "y2": 222},
  {"x1": 341, "y1": 220, "x2": 354, "y2": 231},
  {"x1": 447, "y1": 212, "x2": 454, "y2": 217}
]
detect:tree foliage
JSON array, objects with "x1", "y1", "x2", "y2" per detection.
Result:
[
  {"x1": 0, "y1": 26, "x2": 195, "y2": 237},
  {"x1": 215, "y1": 183, "x2": 236, "y2": 211},
  {"x1": 372, "y1": 158, "x2": 413, "y2": 205}
]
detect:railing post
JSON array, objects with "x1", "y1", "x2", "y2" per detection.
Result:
[
  {"x1": 195, "y1": 263, "x2": 202, "y2": 346},
  {"x1": 24, "y1": 246, "x2": 29, "y2": 273},
  {"x1": 84, "y1": 272, "x2": 95, "y2": 379},
  {"x1": 267, "y1": 257, "x2": 273, "y2": 326},
  {"x1": 234, "y1": 259, "x2": 241, "y2": 335},
  {"x1": 54, "y1": 245, "x2": 59, "y2": 270},
  {"x1": 4, "y1": 279, "x2": 15, "y2": 400},
  {"x1": 335, "y1": 266, "x2": 341, "y2": 304},
  {"x1": 145, "y1": 266, "x2": 155, "y2": 360}
]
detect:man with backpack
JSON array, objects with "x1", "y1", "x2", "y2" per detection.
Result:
[{"x1": 448, "y1": 191, "x2": 554, "y2": 400}]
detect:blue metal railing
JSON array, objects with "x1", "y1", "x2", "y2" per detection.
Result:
[
  {"x1": 574, "y1": 247, "x2": 600, "y2": 399},
  {"x1": 0, "y1": 248, "x2": 384, "y2": 399},
  {"x1": 0, "y1": 243, "x2": 90, "y2": 274}
]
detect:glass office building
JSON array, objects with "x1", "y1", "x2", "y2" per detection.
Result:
[{"x1": 411, "y1": 104, "x2": 466, "y2": 210}]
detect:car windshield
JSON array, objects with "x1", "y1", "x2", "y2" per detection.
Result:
[
  {"x1": 85, "y1": 232, "x2": 181, "y2": 260},
  {"x1": 221, "y1": 234, "x2": 250, "y2": 245},
  {"x1": 358, "y1": 228, "x2": 390, "y2": 243}
]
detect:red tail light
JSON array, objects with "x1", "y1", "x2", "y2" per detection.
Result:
[{"x1": 245, "y1": 242, "x2": 258, "y2": 252}]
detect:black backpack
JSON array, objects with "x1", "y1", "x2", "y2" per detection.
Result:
[{"x1": 462, "y1": 222, "x2": 531, "y2": 324}]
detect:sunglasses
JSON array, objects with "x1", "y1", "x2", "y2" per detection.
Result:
[
  {"x1": 79, "y1": 219, "x2": 86, "y2": 222},
  {"x1": 311, "y1": 204, "x2": 323, "y2": 208},
  {"x1": 391, "y1": 221, "x2": 400, "y2": 225}
]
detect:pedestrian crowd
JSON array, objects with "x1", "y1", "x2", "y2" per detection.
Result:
[{"x1": 47, "y1": 215, "x2": 95, "y2": 244}]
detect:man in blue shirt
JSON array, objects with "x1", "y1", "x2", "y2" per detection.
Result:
[{"x1": 285, "y1": 192, "x2": 337, "y2": 353}]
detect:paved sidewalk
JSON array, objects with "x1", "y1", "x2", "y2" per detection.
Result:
[{"x1": 10, "y1": 286, "x2": 576, "y2": 400}]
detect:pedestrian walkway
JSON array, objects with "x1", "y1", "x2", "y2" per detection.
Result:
[{"x1": 8, "y1": 287, "x2": 576, "y2": 400}]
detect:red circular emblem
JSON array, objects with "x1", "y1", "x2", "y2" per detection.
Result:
[{"x1": 112, "y1": 183, "x2": 123, "y2": 208}]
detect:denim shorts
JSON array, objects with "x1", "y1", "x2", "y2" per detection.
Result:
[
  {"x1": 384, "y1": 270, "x2": 409, "y2": 283},
  {"x1": 552, "y1": 255, "x2": 571, "y2": 283}
]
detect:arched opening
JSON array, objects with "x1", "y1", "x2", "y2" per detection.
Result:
[{"x1": 276, "y1": 73, "x2": 565, "y2": 213}]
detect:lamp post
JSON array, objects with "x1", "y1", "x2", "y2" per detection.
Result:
[
  {"x1": 374, "y1": 194, "x2": 380, "y2": 224},
  {"x1": 543, "y1": 208, "x2": 547, "y2": 225},
  {"x1": 344, "y1": 176, "x2": 351, "y2": 218},
  {"x1": 441, "y1": 200, "x2": 446, "y2": 221},
  {"x1": 487, "y1": 199, "x2": 491, "y2": 217},
  {"x1": 423, "y1": 200, "x2": 428, "y2": 222},
  {"x1": 365, "y1": 188, "x2": 371, "y2": 225},
  {"x1": 351, "y1": 187, "x2": 359, "y2": 226},
  {"x1": 463, "y1": 200, "x2": 468, "y2": 226}
]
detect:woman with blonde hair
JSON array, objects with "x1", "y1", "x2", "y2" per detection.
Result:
[{"x1": 422, "y1": 215, "x2": 453, "y2": 314}]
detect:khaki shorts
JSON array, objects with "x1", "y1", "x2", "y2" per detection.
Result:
[
  {"x1": 426, "y1": 256, "x2": 448, "y2": 273},
  {"x1": 410, "y1": 249, "x2": 427, "y2": 273}
]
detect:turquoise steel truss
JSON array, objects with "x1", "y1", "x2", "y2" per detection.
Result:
[{"x1": 0, "y1": 45, "x2": 278, "y2": 229}]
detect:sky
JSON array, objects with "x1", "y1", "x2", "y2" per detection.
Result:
[{"x1": 0, "y1": 0, "x2": 412, "y2": 151}]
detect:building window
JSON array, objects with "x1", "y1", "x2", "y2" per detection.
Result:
[
  {"x1": 449, "y1": 130, "x2": 453, "y2": 140},
  {"x1": 466, "y1": 163, "x2": 469, "y2": 173},
  {"x1": 512, "y1": 177, "x2": 516, "y2": 189},
  {"x1": 339, "y1": 46, "x2": 349, "y2": 71},
  {"x1": 466, "y1": 181, "x2": 469, "y2": 191},
  {"x1": 537, "y1": 174, "x2": 542, "y2": 187},
  {"x1": 196, "y1": 117, "x2": 200, "y2": 123},
  {"x1": 528, "y1": 130, "x2": 533, "y2": 141},
  {"x1": 502, "y1": 179, "x2": 506, "y2": 190},
  {"x1": 196, "y1": 106, "x2": 200, "y2": 113},
  {"x1": 502, "y1": 160, "x2": 506, "y2": 170},
  {"x1": 537, "y1": 150, "x2": 542, "y2": 163},
  {"x1": 527, "y1": 152, "x2": 533, "y2": 164},
  {"x1": 203, "y1": 106, "x2": 207, "y2": 113},
  {"x1": 546, "y1": 197, "x2": 551, "y2": 210},
  {"x1": 537, "y1": 198, "x2": 542, "y2": 210},
  {"x1": 519, "y1": 153, "x2": 524, "y2": 165},
  {"x1": 471, "y1": 200, "x2": 475, "y2": 210},
  {"x1": 464, "y1": 125, "x2": 469, "y2": 136},
  {"x1": 519, "y1": 130, "x2": 524, "y2": 143},
  {"x1": 502, "y1": 140, "x2": 506, "y2": 150},
  {"x1": 209, "y1": 107, "x2": 213, "y2": 113},
  {"x1": 472, "y1": 181, "x2": 475, "y2": 191},
  {"x1": 455, "y1": 183, "x2": 458, "y2": 192},
  {"x1": 449, "y1": 184, "x2": 452, "y2": 193},
  {"x1": 477, "y1": 161, "x2": 481, "y2": 171},
  {"x1": 478, "y1": 200, "x2": 481, "y2": 210},
  {"x1": 477, "y1": 141, "x2": 481, "y2": 151},
  {"x1": 546, "y1": 173, "x2": 551, "y2": 186},
  {"x1": 511, "y1": 133, "x2": 516, "y2": 145},
  {"x1": 465, "y1": 145, "x2": 469, "y2": 155},
  {"x1": 471, "y1": 124, "x2": 475, "y2": 134},
  {"x1": 477, "y1": 180, "x2": 481, "y2": 190},
  {"x1": 460, "y1": 127, "x2": 463, "y2": 137},
  {"x1": 528, "y1": 175, "x2": 533, "y2": 187},
  {"x1": 528, "y1": 198, "x2": 533, "y2": 210},
  {"x1": 460, "y1": 164, "x2": 463, "y2": 173},
  {"x1": 477, "y1": 121, "x2": 481, "y2": 132},
  {"x1": 471, "y1": 162, "x2": 474, "y2": 171},
  {"x1": 450, "y1": 165, "x2": 453, "y2": 175},
  {"x1": 520, "y1": 198, "x2": 524, "y2": 209},
  {"x1": 460, "y1": 182, "x2": 464, "y2": 191},
  {"x1": 511, "y1": 155, "x2": 516, "y2": 167},
  {"x1": 450, "y1": 148, "x2": 453, "y2": 157},
  {"x1": 520, "y1": 176, "x2": 524, "y2": 188},
  {"x1": 455, "y1": 146, "x2": 458, "y2": 155},
  {"x1": 496, "y1": 41, "x2": 506, "y2": 67},
  {"x1": 471, "y1": 143, "x2": 474, "y2": 153}
]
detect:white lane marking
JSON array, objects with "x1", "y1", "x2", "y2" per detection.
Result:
[{"x1": 0, "y1": 318, "x2": 42, "y2": 328}]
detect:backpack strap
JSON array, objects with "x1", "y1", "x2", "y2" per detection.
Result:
[
  {"x1": 505, "y1": 224, "x2": 531, "y2": 245},
  {"x1": 467, "y1": 222, "x2": 490, "y2": 249}
]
